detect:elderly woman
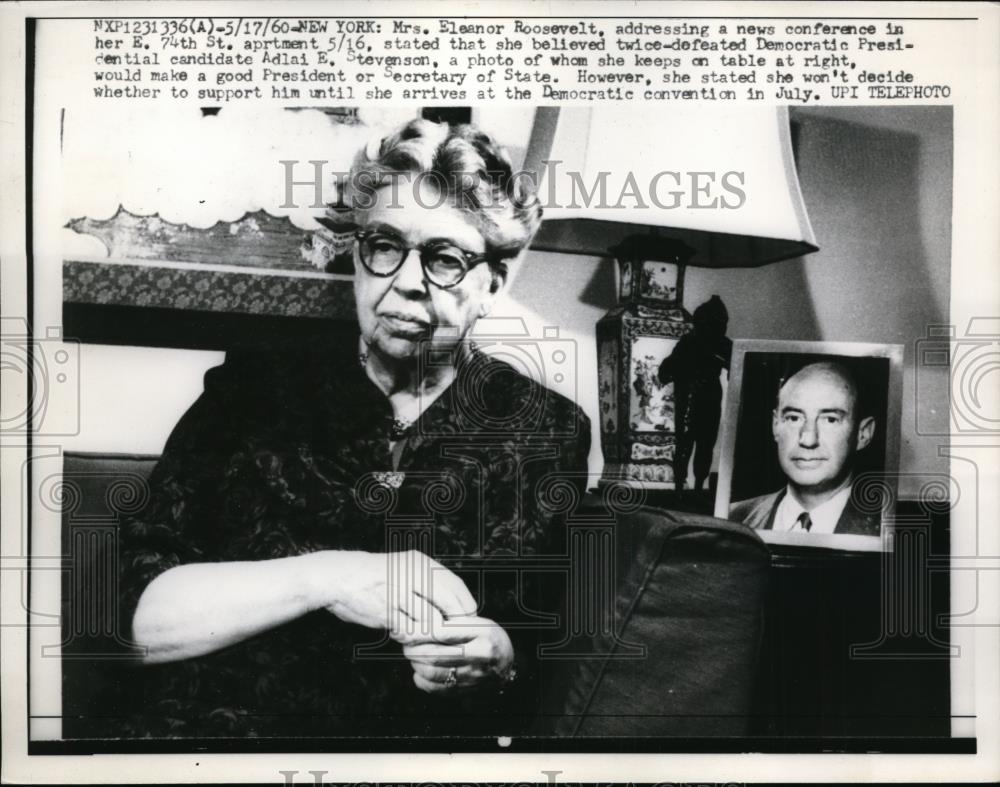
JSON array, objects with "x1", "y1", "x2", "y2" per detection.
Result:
[{"x1": 117, "y1": 119, "x2": 590, "y2": 738}]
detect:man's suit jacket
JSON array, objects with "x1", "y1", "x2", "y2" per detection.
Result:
[{"x1": 728, "y1": 487, "x2": 881, "y2": 536}]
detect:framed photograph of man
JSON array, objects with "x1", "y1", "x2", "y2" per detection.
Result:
[{"x1": 715, "y1": 340, "x2": 904, "y2": 552}]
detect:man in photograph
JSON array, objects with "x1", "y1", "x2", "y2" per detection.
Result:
[{"x1": 729, "y1": 361, "x2": 881, "y2": 536}]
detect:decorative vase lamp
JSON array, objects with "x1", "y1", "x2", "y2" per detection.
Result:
[
  {"x1": 312, "y1": 199, "x2": 358, "y2": 274},
  {"x1": 527, "y1": 107, "x2": 819, "y2": 489}
]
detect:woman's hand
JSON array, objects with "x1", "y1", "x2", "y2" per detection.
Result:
[
  {"x1": 131, "y1": 549, "x2": 476, "y2": 665},
  {"x1": 311, "y1": 549, "x2": 478, "y2": 643},
  {"x1": 402, "y1": 615, "x2": 515, "y2": 693}
]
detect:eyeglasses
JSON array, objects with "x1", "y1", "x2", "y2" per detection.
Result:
[{"x1": 354, "y1": 229, "x2": 493, "y2": 289}]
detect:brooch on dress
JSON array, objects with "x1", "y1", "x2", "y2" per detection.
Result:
[{"x1": 372, "y1": 471, "x2": 406, "y2": 489}]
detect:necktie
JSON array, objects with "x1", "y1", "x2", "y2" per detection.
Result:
[{"x1": 796, "y1": 512, "x2": 813, "y2": 532}]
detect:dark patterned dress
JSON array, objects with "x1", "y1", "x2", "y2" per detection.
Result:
[{"x1": 115, "y1": 332, "x2": 590, "y2": 739}]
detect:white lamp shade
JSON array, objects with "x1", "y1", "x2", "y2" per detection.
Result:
[{"x1": 528, "y1": 106, "x2": 818, "y2": 267}]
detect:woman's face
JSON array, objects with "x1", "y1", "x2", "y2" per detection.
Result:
[{"x1": 353, "y1": 179, "x2": 503, "y2": 363}]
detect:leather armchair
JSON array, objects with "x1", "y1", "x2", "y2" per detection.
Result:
[{"x1": 535, "y1": 499, "x2": 770, "y2": 737}]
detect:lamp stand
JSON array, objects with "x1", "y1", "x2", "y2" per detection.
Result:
[{"x1": 596, "y1": 236, "x2": 695, "y2": 489}]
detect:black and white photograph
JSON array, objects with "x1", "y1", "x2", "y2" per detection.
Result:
[
  {"x1": 716, "y1": 341, "x2": 903, "y2": 551},
  {"x1": 44, "y1": 96, "x2": 957, "y2": 747},
  {"x1": 1, "y1": 2, "x2": 998, "y2": 784}
]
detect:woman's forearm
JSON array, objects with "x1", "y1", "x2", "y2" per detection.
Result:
[
  {"x1": 131, "y1": 551, "x2": 332, "y2": 664},
  {"x1": 131, "y1": 548, "x2": 478, "y2": 664}
]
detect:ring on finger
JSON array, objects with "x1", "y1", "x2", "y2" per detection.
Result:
[{"x1": 444, "y1": 667, "x2": 458, "y2": 689}]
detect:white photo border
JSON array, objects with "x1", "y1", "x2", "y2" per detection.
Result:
[{"x1": 2, "y1": 0, "x2": 999, "y2": 784}]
